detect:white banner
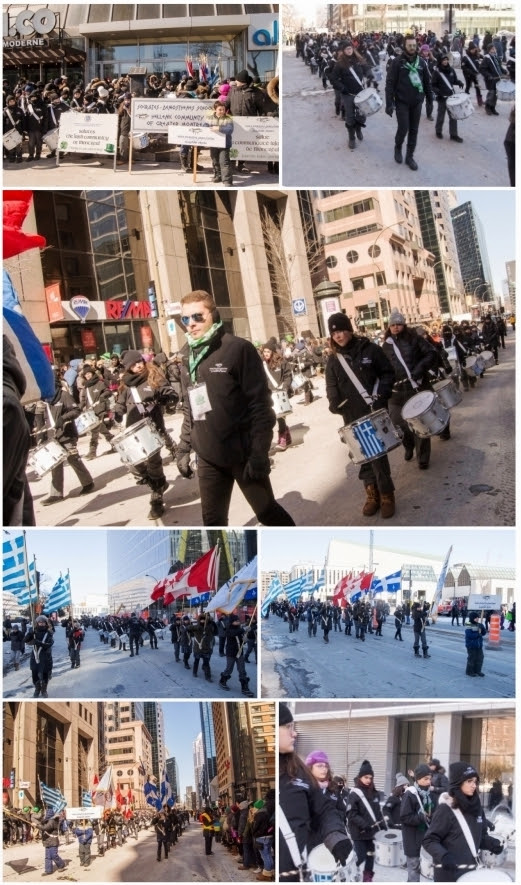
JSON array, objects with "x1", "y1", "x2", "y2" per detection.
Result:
[
  {"x1": 58, "y1": 113, "x2": 118, "y2": 156},
  {"x1": 168, "y1": 125, "x2": 225, "y2": 148},
  {"x1": 467, "y1": 594, "x2": 502, "y2": 609},
  {"x1": 132, "y1": 98, "x2": 278, "y2": 161},
  {"x1": 65, "y1": 806, "x2": 103, "y2": 820}
]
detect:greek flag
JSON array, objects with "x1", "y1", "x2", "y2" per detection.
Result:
[
  {"x1": 4, "y1": 271, "x2": 55, "y2": 403},
  {"x1": 40, "y1": 782, "x2": 67, "y2": 813},
  {"x1": 160, "y1": 769, "x2": 173, "y2": 807},
  {"x1": 371, "y1": 570, "x2": 402, "y2": 594},
  {"x1": 43, "y1": 573, "x2": 71, "y2": 614},
  {"x1": 299, "y1": 572, "x2": 315, "y2": 594},
  {"x1": 353, "y1": 419, "x2": 385, "y2": 459},
  {"x1": 3, "y1": 533, "x2": 37, "y2": 604},
  {"x1": 82, "y1": 790, "x2": 93, "y2": 807},
  {"x1": 283, "y1": 575, "x2": 306, "y2": 603},
  {"x1": 312, "y1": 570, "x2": 326, "y2": 593},
  {"x1": 261, "y1": 574, "x2": 283, "y2": 617}
]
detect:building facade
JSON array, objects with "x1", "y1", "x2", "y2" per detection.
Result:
[
  {"x1": 450, "y1": 201, "x2": 495, "y2": 306},
  {"x1": 3, "y1": 701, "x2": 98, "y2": 811},
  {"x1": 199, "y1": 702, "x2": 217, "y2": 805},
  {"x1": 327, "y1": 3, "x2": 516, "y2": 36},
  {"x1": 143, "y1": 702, "x2": 166, "y2": 784},
  {"x1": 3, "y1": 5, "x2": 278, "y2": 88},
  {"x1": 165, "y1": 755, "x2": 180, "y2": 803},
  {"x1": 414, "y1": 190, "x2": 465, "y2": 319},
  {"x1": 212, "y1": 701, "x2": 275, "y2": 804},
  {"x1": 103, "y1": 701, "x2": 153, "y2": 809}
]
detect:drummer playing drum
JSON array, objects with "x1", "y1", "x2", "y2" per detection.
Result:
[
  {"x1": 432, "y1": 54, "x2": 465, "y2": 142},
  {"x1": 325, "y1": 312, "x2": 397, "y2": 518}
]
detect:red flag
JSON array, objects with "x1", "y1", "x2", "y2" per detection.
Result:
[
  {"x1": 332, "y1": 573, "x2": 352, "y2": 607},
  {"x1": 166, "y1": 547, "x2": 219, "y2": 600},
  {"x1": 92, "y1": 774, "x2": 99, "y2": 786},
  {"x1": 151, "y1": 578, "x2": 167, "y2": 601}
]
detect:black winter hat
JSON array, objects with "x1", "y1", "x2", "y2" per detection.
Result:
[
  {"x1": 414, "y1": 763, "x2": 431, "y2": 780},
  {"x1": 449, "y1": 761, "x2": 479, "y2": 788},
  {"x1": 358, "y1": 759, "x2": 374, "y2": 777},
  {"x1": 121, "y1": 349, "x2": 144, "y2": 369},
  {"x1": 328, "y1": 312, "x2": 353, "y2": 334},
  {"x1": 235, "y1": 69, "x2": 251, "y2": 84},
  {"x1": 279, "y1": 703, "x2": 293, "y2": 726}
]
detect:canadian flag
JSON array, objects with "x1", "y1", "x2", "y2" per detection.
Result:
[
  {"x1": 332, "y1": 571, "x2": 374, "y2": 605},
  {"x1": 163, "y1": 546, "x2": 220, "y2": 606}
]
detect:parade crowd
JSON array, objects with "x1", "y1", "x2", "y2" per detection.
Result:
[
  {"x1": 279, "y1": 704, "x2": 513, "y2": 882},
  {"x1": 292, "y1": 27, "x2": 515, "y2": 182}
]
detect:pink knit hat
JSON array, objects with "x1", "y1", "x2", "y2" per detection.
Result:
[
  {"x1": 219, "y1": 83, "x2": 230, "y2": 96},
  {"x1": 305, "y1": 750, "x2": 329, "y2": 766}
]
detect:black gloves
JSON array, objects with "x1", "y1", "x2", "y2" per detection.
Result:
[
  {"x1": 372, "y1": 397, "x2": 388, "y2": 412},
  {"x1": 442, "y1": 853, "x2": 458, "y2": 871},
  {"x1": 243, "y1": 454, "x2": 271, "y2": 483},
  {"x1": 489, "y1": 839, "x2": 503, "y2": 855},
  {"x1": 176, "y1": 452, "x2": 194, "y2": 479},
  {"x1": 331, "y1": 838, "x2": 353, "y2": 866},
  {"x1": 385, "y1": 105, "x2": 394, "y2": 117},
  {"x1": 114, "y1": 412, "x2": 123, "y2": 424}
]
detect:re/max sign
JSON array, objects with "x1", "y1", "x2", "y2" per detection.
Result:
[{"x1": 105, "y1": 300, "x2": 152, "y2": 320}]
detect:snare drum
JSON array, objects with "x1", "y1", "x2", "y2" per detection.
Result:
[
  {"x1": 401, "y1": 391, "x2": 449, "y2": 437},
  {"x1": 473, "y1": 354, "x2": 485, "y2": 375},
  {"x1": 497, "y1": 80, "x2": 515, "y2": 102},
  {"x1": 450, "y1": 50, "x2": 461, "y2": 67},
  {"x1": 3, "y1": 129, "x2": 23, "y2": 150},
  {"x1": 432, "y1": 377, "x2": 463, "y2": 409},
  {"x1": 354, "y1": 87, "x2": 383, "y2": 116},
  {"x1": 43, "y1": 128, "x2": 59, "y2": 151},
  {"x1": 291, "y1": 372, "x2": 307, "y2": 392},
  {"x1": 132, "y1": 133, "x2": 150, "y2": 150},
  {"x1": 155, "y1": 627, "x2": 165, "y2": 639},
  {"x1": 339, "y1": 409, "x2": 402, "y2": 464},
  {"x1": 112, "y1": 418, "x2": 163, "y2": 466},
  {"x1": 458, "y1": 870, "x2": 512, "y2": 882},
  {"x1": 75, "y1": 409, "x2": 102, "y2": 436},
  {"x1": 373, "y1": 68, "x2": 383, "y2": 82},
  {"x1": 271, "y1": 389, "x2": 293, "y2": 416},
  {"x1": 481, "y1": 842, "x2": 508, "y2": 868},
  {"x1": 119, "y1": 633, "x2": 129, "y2": 644},
  {"x1": 420, "y1": 848, "x2": 434, "y2": 880},
  {"x1": 480, "y1": 350, "x2": 495, "y2": 369},
  {"x1": 374, "y1": 829, "x2": 405, "y2": 867},
  {"x1": 306, "y1": 844, "x2": 338, "y2": 882},
  {"x1": 446, "y1": 93, "x2": 474, "y2": 120},
  {"x1": 109, "y1": 631, "x2": 118, "y2": 640},
  {"x1": 27, "y1": 440, "x2": 68, "y2": 478}
]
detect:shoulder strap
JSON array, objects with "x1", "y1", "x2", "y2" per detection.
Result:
[
  {"x1": 450, "y1": 806, "x2": 479, "y2": 862},
  {"x1": 384, "y1": 337, "x2": 418, "y2": 389},
  {"x1": 263, "y1": 361, "x2": 281, "y2": 389},
  {"x1": 438, "y1": 70, "x2": 455, "y2": 93},
  {"x1": 348, "y1": 66, "x2": 364, "y2": 88},
  {"x1": 336, "y1": 353, "x2": 374, "y2": 405},
  {"x1": 350, "y1": 787, "x2": 377, "y2": 823},
  {"x1": 279, "y1": 805, "x2": 306, "y2": 868}
]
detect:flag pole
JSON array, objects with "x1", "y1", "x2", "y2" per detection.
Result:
[
  {"x1": 22, "y1": 532, "x2": 35, "y2": 626},
  {"x1": 237, "y1": 601, "x2": 257, "y2": 657}
]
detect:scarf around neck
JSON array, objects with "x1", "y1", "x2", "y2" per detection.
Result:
[
  {"x1": 186, "y1": 320, "x2": 222, "y2": 382},
  {"x1": 404, "y1": 54, "x2": 424, "y2": 92}
]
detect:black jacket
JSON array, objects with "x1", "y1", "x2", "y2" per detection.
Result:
[
  {"x1": 45, "y1": 387, "x2": 81, "y2": 443},
  {"x1": 330, "y1": 61, "x2": 367, "y2": 96},
  {"x1": 225, "y1": 84, "x2": 266, "y2": 116},
  {"x1": 224, "y1": 623, "x2": 245, "y2": 657},
  {"x1": 480, "y1": 53, "x2": 504, "y2": 89},
  {"x1": 114, "y1": 370, "x2": 174, "y2": 430},
  {"x1": 178, "y1": 328, "x2": 275, "y2": 468},
  {"x1": 80, "y1": 375, "x2": 112, "y2": 416},
  {"x1": 423, "y1": 794, "x2": 502, "y2": 882},
  {"x1": 346, "y1": 782, "x2": 384, "y2": 840},
  {"x1": 400, "y1": 785, "x2": 433, "y2": 856},
  {"x1": 325, "y1": 336, "x2": 395, "y2": 424},
  {"x1": 386, "y1": 53, "x2": 434, "y2": 106},
  {"x1": 382, "y1": 328, "x2": 437, "y2": 386},
  {"x1": 432, "y1": 65, "x2": 464, "y2": 98}
]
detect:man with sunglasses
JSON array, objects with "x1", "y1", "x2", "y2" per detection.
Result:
[{"x1": 175, "y1": 290, "x2": 295, "y2": 526}]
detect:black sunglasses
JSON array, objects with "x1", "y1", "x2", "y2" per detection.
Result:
[{"x1": 181, "y1": 312, "x2": 207, "y2": 326}]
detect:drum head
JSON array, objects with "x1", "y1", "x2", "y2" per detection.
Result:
[
  {"x1": 356, "y1": 87, "x2": 375, "y2": 101},
  {"x1": 447, "y1": 95, "x2": 465, "y2": 107},
  {"x1": 307, "y1": 844, "x2": 336, "y2": 873},
  {"x1": 458, "y1": 871, "x2": 512, "y2": 882},
  {"x1": 374, "y1": 829, "x2": 401, "y2": 844},
  {"x1": 402, "y1": 391, "x2": 435, "y2": 419}
]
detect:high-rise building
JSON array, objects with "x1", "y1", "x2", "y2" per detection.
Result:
[
  {"x1": 165, "y1": 756, "x2": 180, "y2": 803},
  {"x1": 3, "y1": 702, "x2": 98, "y2": 811},
  {"x1": 212, "y1": 702, "x2": 275, "y2": 805},
  {"x1": 327, "y1": 4, "x2": 516, "y2": 35},
  {"x1": 450, "y1": 201, "x2": 494, "y2": 305},
  {"x1": 199, "y1": 703, "x2": 217, "y2": 804},
  {"x1": 312, "y1": 189, "x2": 439, "y2": 331},
  {"x1": 505, "y1": 260, "x2": 516, "y2": 314},
  {"x1": 143, "y1": 702, "x2": 166, "y2": 784},
  {"x1": 103, "y1": 702, "x2": 152, "y2": 808},
  {"x1": 193, "y1": 732, "x2": 205, "y2": 807},
  {"x1": 414, "y1": 190, "x2": 465, "y2": 318}
]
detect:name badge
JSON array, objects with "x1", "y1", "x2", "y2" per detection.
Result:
[{"x1": 188, "y1": 383, "x2": 212, "y2": 420}]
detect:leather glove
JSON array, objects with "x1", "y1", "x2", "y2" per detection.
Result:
[
  {"x1": 176, "y1": 452, "x2": 194, "y2": 479},
  {"x1": 385, "y1": 105, "x2": 394, "y2": 117},
  {"x1": 372, "y1": 397, "x2": 388, "y2": 412},
  {"x1": 331, "y1": 838, "x2": 353, "y2": 866},
  {"x1": 243, "y1": 454, "x2": 271, "y2": 482},
  {"x1": 442, "y1": 853, "x2": 458, "y2": 871},
  {"x1": 489, "y1": 839, "x2": 503, "y2": 855},
  {"x1": 114, "y1": 412, "x2": 123, "y2": 424}
]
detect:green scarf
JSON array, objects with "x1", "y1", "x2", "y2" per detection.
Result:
[
  {"x1": 404, "y1": 54, "x2": 424, "y2": 93},
  {"x1": 186, "y1": 320, "x2": 223, "y2": 383}
]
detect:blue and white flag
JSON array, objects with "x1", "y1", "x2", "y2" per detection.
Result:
[
  {"x1": 283, "y1": 575, "x2": 305, "y2": 603},
  {"x1": 299, "y1": 571, "x2": 315, "y2": 594},
  {"x1": 430, "y1": 547, "x2": 453, "y2": 617},
  {"x1": 3, "y1": 533, "x2": 37, "y2": 604},
  {"x1": 4, "y1": 271, "x2": 55, "y2": 403},
  {"x1": 205, "y1": 557, "x2": 257, "y2": 614},
  {"x1": 40, "y1": 782, "x2": 67, "y2": 813},
  {"x1": 160, "y1": 768, "x2": 174, "y2": 807},
  {"x1": 189, "y1": 591, "x2": 211, "y2": 607},
  {"x1": 43, "y1": 573, "x2": 71, "y2": 614},
  {"x1": 371, "y1": 570, "x2": 401, "y2": 595},
  {"x1": 312, "y1": 569, "x2": 325, "y2": 593},
  {"x1": 82, "y1": 790, "x2": 93, "y2": 807},
  {"x1": 144, "y1": 779, "x2": 161, "y2": 811},
  {"x1": 261, "y1": 574, "x2": 283, "y2": 618}
]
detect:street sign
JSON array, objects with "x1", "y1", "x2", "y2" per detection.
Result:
[
  {"x1": 18, "y1": 790, "x2": 25, "y2": 799},
  {"x1": 166, "y1": 319, "x2": 178, "y2": 336},
  {"x1": 292, "y1": 298, "x2": 307, "y2": 316},
  {"x1": 468, "y1": 594, "x2": 502, "y2": 609},
  {"x1": 19, "y1": 781, "x2": 31, "y2": 788}
]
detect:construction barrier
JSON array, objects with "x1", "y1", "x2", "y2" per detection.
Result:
[{"x1": 487, "y1": 613, "x2": 501, "y2": 649}]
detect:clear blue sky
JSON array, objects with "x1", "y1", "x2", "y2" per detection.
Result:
[
  {"x1": 259, "y1": 528, "x2": 515, "y2": 572},
  {"x1": 162, "y1": 703, "x2": 202, "y2": 798},
  {"x1": 18, "y1": 529, "x2": 108, "y2": 600},
  {"x1": 455, "y1": 190, "x2": 515, "y2": 297}
]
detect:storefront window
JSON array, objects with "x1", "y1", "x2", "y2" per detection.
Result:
[
  {"x1": 99, "y1": 44, "x2": 139, "y2": 61},
  {"x1": 189, "y1": 4, "x2": 215, "y2": 14},
  {"x1": 164, "y1": 4, "x2": 188, "y2": 16}
]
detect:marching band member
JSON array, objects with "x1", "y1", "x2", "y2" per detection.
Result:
[
  {"x1": 261, "y1": 343, "x2": 293, "y2": 451},
  {"x1": 330, "y1": 42, "x2": 370, "y2": 150},
  {"x1": 385, "y1": 34, "x2": 434, "y2": 169},
  {"x1": 325, "y1": 312, "x2": 396, "y2": 518}
]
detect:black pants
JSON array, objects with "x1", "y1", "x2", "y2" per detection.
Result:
[
  {"x1": 394, "y1": 99, "x2": 423, "y2": 155},
  {"x1": 196, "y1": 456, "x2": 295, "y2": 526},
  {"x1": 359, "y1": 453, "x2": 395, "y2": 495},
  {"x1": 204, "y1": 831, "x2": 213, "y2": 855},
  {"x1": 466, "y1": 646, "x2": 484, "y2": 676},
  {"x1": 353, "y1": 839, "x2": 375, "y2": 873},
  {"x1": 435, "y1": 98, "x2": 458, "y2": 136},
  {"x1": 148, "y1": 630, "x2": 158, "y2": 649},
  {"x1": 157, "y1": 837, "x2": 168, "y2": 860},
  {"x1": 129, "y1": 635, "x2": 140, "y2": 655}
]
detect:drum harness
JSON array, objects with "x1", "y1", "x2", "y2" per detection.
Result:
[
  {"x1": 263, "y1": 362, "x2": 283, "y2": 390},
  {"x1": 335, "y1": 354, "x2": 380, "y2": 410},
  {"x1": 350, "y1": 787, "x2": 388, "y2": 847},
  {"x1": 385, "y1": 338, "x2": 420, "y2": 392},
  {"x1": 437, "y1": 70, "x2": 457, "y2": 95},
  {"x1": 279, "y1": 805, "x2": 307, "y2": 879},
  {"x1": 432, "y1": 806, "x2": 483, "y2": 872}
]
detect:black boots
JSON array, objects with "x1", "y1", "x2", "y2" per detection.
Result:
[
  {"x1": 394, "y1": 145, "x2": 403, "y2": 164},
  {"x1": 423, "y1": 647, "x2": 431, "y2": 658},
  {"x1": 405, "y1": 154, "x2": 418, "y2": 170},
  {"x1": 241, "y1": 680, "x2": 254, "y2": 697},
  {"x1": 193, "y1": 660, "x2": 199, "y2": 677},
  {"x1": 219, "y1": 675, "x2": 230, "y2": 690},
  {"x1": 347, "y1": 127, "x2": 356, "y2": 149}
]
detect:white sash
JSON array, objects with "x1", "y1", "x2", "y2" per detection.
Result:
[
  {"x1": 465, "y1": 54, "x2": 480, "y2": 74},
  {"x1": 27, "y1": 104, "x2": 41, "y2": 120},
  {"x1": 385, "y1": 337, "x2": 419, "y2": 389},
  {"x1": 86, "y1": 388, "x2": 94, "y2": 407},
  {"x1": 5, "y1": 108, "x2": 17, "y2": 127},
  {"x1": 279, "y1": 806, "x2": 306, "y2": 868},
  {"x1": 50, "y1": 106, "x2": 58, "y2": 127},
  {"x1": 450, "y1": 807, "x2": 479, "y2": 863},
  {"x1": 438, "y1": 70, "x2": 455, "y2": 94},
  {"x1": 350, "y1": 787, "x2": 378, "y2": 823},
  {"x1": 336, "y1": 353, "x2": 377, "y2": 406},
  {"x1": 348, "y1": 65, "x2": 364, "y2": 88},
  {"x1": 263, "y1": 361, "x2": 282, "y2": 390}
]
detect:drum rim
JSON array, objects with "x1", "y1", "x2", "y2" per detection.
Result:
[{"x1": 401, "y1": 390, "x2": 436, "y2": 417}]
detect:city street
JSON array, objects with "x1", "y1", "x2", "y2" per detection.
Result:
[
  {"x1": 281, "y1": 47, "x2": 512, "y2": 187},
  {"x1": 29, "y1": 333, "x2": 515, "y2": 527},
  {"x1": 2, "y1": 625, "x2": 257, "y2": 700},
  {"x1": 2, "y1": 818, "x2": 260, "y2": 882},
  {"x1": 261, "y1": 615, "x2": 515, "y2": 698}
]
